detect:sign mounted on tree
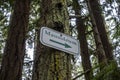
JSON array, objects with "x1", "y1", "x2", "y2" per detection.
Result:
[{"x1": 40, "y1": 27, "x2": 80, "y2": 55}]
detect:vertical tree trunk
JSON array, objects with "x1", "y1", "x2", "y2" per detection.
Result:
[
  {"x1": 86, "y1": 0, "x2": 107, "y2": 69},
  {"x1": 92, "y1": 24, "x2": 108, "y2": 69},
  {"x1": 32, "y1": 0, "x2": 71, "y2": 80},
  {"x1": 72, "y1": 0, "x2": 93, "y2": 80},
  {"x1": 86, "y1": 0, "x2": 114, "y2": 62},
  {"x1": 0, "y1": 0, "x2": 30, "y2": 80}
]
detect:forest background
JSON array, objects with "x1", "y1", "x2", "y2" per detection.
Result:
[{"x1": 0, "y1": 0, "x2": 120, "y2": 80}]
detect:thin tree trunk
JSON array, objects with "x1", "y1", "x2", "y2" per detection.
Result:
[
  {"x1": 72, "y1": 0, "x2": 93, "y2": 80},
  {"x1": 86, "y1": 0, "x2": 114, "y2": 62},
  {"x1": 86, "y1": 0, "x2": 108, "y2": 69},
  {"x1": 0, "y1": 0, "x2": 30, "y2": 80},
  {"x1": 32, "y1": 0, "x2": 71, "y2": 80},
  {"x1": 92, "y1": 24, "x2": 108, "y2": 69}
]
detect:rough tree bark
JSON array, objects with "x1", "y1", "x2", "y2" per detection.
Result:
[
  {"x1": 32, "y1": 0, "x2": 71, "y2": 80},
  {"x1": 72, "y1": 0, "x2": 93, "y2": 80},
  {"x1": 0, "y1": 0, "x2": 30, "y2": 80}
]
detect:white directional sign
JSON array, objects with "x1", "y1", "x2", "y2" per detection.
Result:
[{"x1": 40, "y1": 27, "x2": 80, "y2": 55}]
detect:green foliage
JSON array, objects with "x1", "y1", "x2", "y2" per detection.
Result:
[
  {"x1": 93, "y1": 61, "x2": 120, "y2": 80},
  {"x1": 0, "y1": 0, "x2": 13, "y2": 60},
  {"x1": 26, "y1": 0, "x2": 41, "y2": 48}
]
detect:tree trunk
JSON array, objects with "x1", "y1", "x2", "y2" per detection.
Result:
[
  {"x1": 32, "y1": 0, "x2": 71, "y2": 80},
  {"x1": 72, "y1": 0, "x2": 93, "y2": 80},
  {"x1": 86, "y1": 0, "x2": 114, "y2": 62},
  {"x1": 92, "y1": 24, "x2": 108, "y2": 69},
  {"x1": 86, "y1": 0, "x2": 108, "y2": 69},
  {"x1": 0, "y1": 0, "x2": 30, "y2": 80}
]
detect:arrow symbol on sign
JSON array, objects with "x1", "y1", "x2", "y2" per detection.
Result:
[{"x1": 50, "y1": 39, "x2": 71, "y2": 48}]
